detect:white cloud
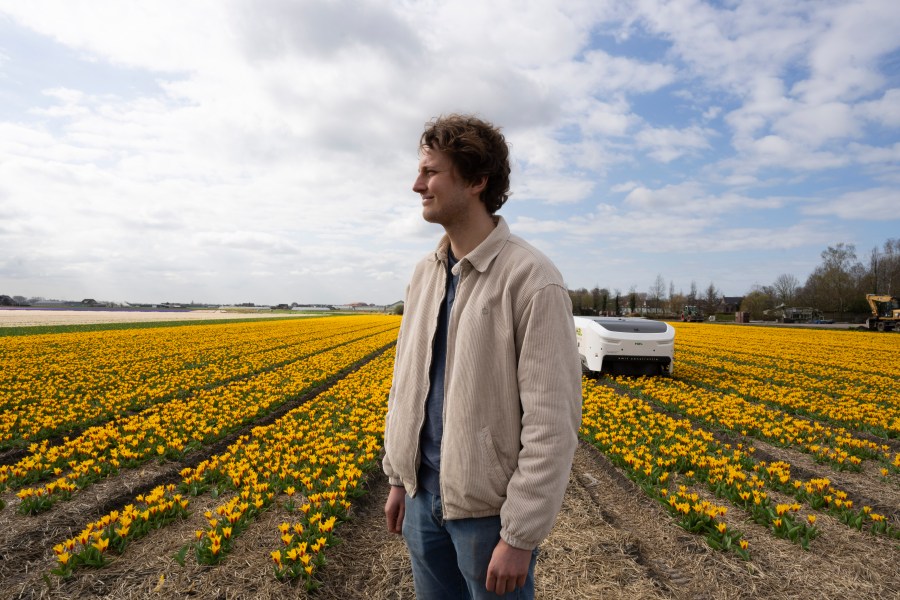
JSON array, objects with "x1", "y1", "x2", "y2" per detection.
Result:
[
  {"x1": 509, "y1": 216, "x2": 571, "y2": 235},
  {"x1": 850, "y1": 142, "x2": 900, "y2": 166},
  {"x1": 0, "y1": 0, "x2": 896, "y2": 303},
  {"x1": 510, "y1": 128, "x2": 570, "y2": 172},
  {"x1": 582, "y1": 99, "x2": 639, "y2": 137},
  {"x1": 516, "y1": 175, "x2": 595, "y2": 204},
  {"x1": 793, "y1": 0, "x2": 900, "y2": 104},
  {"x1": 575, "y1": 49, "x2": 677, "y2": 95},
  {"x1": 802, "y1": 187, "x2": 900, "y2": 219},
  {"x1": 623, "y1": 181, "x2": 784, "y2": 215},
  {"x1": 635, "y1": 125, "x2": 715, "y2": 163},
  {"x1": 725, "y1": 134, "x2": 849, "y2": 173},
  {"x1": 193, "y1": 231, "x2": 299, "y2": 253},
  {"x1": 610, "y1": 181, "x2": 640, "y2": 193},
  {"x1": 702, "y1": 106, "x2": 721, "y2": 121},
  {"x1": 771, "y1": 101, "x2": 860, "y2": 147},
  {"x1": 858, "y1": 88, "x2": 900, "y2": 128},
  {"x1": 632, "y1": 0, "x2": 813, "y2": 93}
]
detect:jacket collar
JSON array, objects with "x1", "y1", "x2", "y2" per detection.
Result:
[{"x1": 431, "y1": 216, "x2": 510, "y2": 273}]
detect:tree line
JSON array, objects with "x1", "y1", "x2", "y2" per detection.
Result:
[{"x1": 568, "y1": 238, "x2": 900, "y2": 322}]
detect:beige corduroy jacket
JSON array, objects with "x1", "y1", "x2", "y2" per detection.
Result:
[{"x1": 382, "y1": 217, "x2": 583, "y2": 551}]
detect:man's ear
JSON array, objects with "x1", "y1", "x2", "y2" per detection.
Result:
[{"x1": 469, "y1": 175, "x2": 488, "y2": 196}]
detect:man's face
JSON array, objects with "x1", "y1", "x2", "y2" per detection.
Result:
[{"x1": 412, "y1": 147, "x2": 481, "y2": 227}]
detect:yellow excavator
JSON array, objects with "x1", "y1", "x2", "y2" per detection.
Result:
[{"x1": 865, "y1": 294, "x2": 900, "y2": 332}]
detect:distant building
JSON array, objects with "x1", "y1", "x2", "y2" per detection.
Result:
[
  {"x1": 333, "y1": 303, "x2": 395, "y2": 313},
  {"x1": 354, "y1": 305, "x2": 384, "y2": 312},
  {"x1": 718, "y1": 297, "x2": 745, "y2": 313}
]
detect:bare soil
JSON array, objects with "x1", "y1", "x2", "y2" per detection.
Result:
[{"x1": 4, "y1": 441, "x2": 899, "y2": 600}]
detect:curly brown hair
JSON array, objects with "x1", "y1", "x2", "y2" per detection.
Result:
[{"x1": 420, "y1": 114, "x2": 511, "y2": 214}]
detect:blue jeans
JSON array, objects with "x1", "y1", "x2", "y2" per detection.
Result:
[{"x1": 402, "y1": 489, "x2": 537, "y2": 599}]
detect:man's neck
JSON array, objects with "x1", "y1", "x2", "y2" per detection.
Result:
[{"x1": 445, "y1": 211, "x2": 497, "y2": 258}]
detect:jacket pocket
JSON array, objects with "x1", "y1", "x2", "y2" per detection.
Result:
[{"x1": 478, "y1": 426, "x2": 514, "y2": 483}]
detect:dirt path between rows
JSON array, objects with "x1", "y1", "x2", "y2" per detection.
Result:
[{"x1": 6, "y1": 441, "x2": 900, "y2": 599}]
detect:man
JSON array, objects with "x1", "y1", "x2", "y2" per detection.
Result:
[{"x1": 383, "y1": 114, "x2": 582, "y2": 599}]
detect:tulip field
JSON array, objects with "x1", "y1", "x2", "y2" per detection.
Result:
[{"x1": 1, "y1": 315, "x2": 899, "y2": 599}]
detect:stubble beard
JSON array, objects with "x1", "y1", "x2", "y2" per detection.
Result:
[{"x1": 421, "y1": 192, "x2": 473, "y2": 229}]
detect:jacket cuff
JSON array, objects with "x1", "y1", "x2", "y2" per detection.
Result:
[{"x1": 500, "y1": 529, "x2": 536, "y2": 551}]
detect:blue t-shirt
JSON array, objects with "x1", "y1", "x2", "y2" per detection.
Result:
[{"x1": 418, "y1": 248, "x2": 458, "y2": 496}]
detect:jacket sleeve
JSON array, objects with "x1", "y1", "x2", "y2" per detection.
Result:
[
  {"x1": 382, "y1": 284, "x2": 409, "y2": 487},
  {"x1": 382, "y1": 383, "x2": 404, "y2": 487},
  {"x1": 500, "y1": 283, "x2": 582, "y2": 549}
]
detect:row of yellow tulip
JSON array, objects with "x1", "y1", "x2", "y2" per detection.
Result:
[
  {"x1": 675, "y1": 359, "x2": 900, "y2": 439},
  {"x1": 582, "y1": 377, "x2": 753, "y2": 557},
  {"x1": 616, "y1": 372, "x2": 888, "y2": 471},
  {"x1": 581, "y1": 375, "x2": 895, "y2": 555},
  {"x1": 673, "y1": 323, "x2": 900, "y2": 383},
  {"x1": 673, "y1": 324, "x2": 900, "y2": 438},
  {"x1": 53, "y1": 346, "x2": 397, "y2": 589},
  {"x1": 0, "y1": 317, "x2": 396, "y2": 447},
  {"x1": 215, "y1": 348, "x2": 395, "y2": 587},
  {"x1": 52, "y1": 484, "x2": 190, "y2": 575},
  {"x1": 675, "y1": 324, "x2": 899, "y2": 466},
  {"x1": 4, "y1": 318, "x2": 400, "y2": 512}
]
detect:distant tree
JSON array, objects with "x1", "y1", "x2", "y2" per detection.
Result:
[
  {"x1": 847, "y1": 262, "x2": 870, "y2": 313},
  {"x1": 591, "y1": 286, "x2": 603, "y2": 313},
  {"x1": 648, "y1": 274, "x2": 666, "y2": 311},
  {"x1": 628, "y1": 286, "x2": 637, "y2": 314},
  {"x1": 885, "y1": 239, "x2": 900, "y2": 295},
  {"x1": 613, "y1": 289, "x2": 621, "y2": 316},
  {"x1": 741, "y1": 285, "x2": 775, "y2": 320},
  {"x1": 569, "y1": 287, "x2": 594, "y2": 315},
  {"x1": 701, "y1": 282, "x2": 720, "y2": 316},
  {"x1": 871, "y1": 239, "x2": 900, "y2": 295},
  {"x1": 688, "y1": 281, "x2": 698, "y2": 305},
  {"x1": 803, "y1": 243, "x2": 865, "y2": 318},
  {"x1": 577, "y1": 287, "x2": 592, "y2": 314},
  {"x1": 568, "y1": 289, "x2": 582, "y2": 313},
  {"x1": 772, "y1": 273, "x2": 800, "y2": 306}
]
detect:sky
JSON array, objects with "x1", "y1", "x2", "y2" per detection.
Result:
[{"x1": 1, "y1": 0, "x2": 898, "y2": 306}]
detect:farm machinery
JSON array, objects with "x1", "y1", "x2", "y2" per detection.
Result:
[
  {"x1": 865, "y1": 294, "x2": 900, "y2": 332},
  {"x1": 681, "y1": 305, "x2": 703, "y2": 322},
  {"x1": 574, "y1": 316, "x2": 675, "y2": 376},
  {"x1": 765, "y1": 305, "x2": 826, "y2": 324}
]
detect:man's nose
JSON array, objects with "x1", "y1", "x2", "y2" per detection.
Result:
[{"x1": 412, "y1": 175, "x2": 426, "y2": 193}]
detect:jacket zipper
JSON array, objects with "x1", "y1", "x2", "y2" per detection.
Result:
[
  {"x1": 411, "y1": 256, "x2": 448, "y2": 496},
  {"x1": 438, "y1": 260, "x2": 463, "y2": 503}
]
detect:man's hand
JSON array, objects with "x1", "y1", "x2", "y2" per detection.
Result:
[
  {"x1": 485, "y1": 539, "x2": 532, "y2": 595},
  {"x1": 384, "y1": 485, "x2": 406, "y2": 534}
]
